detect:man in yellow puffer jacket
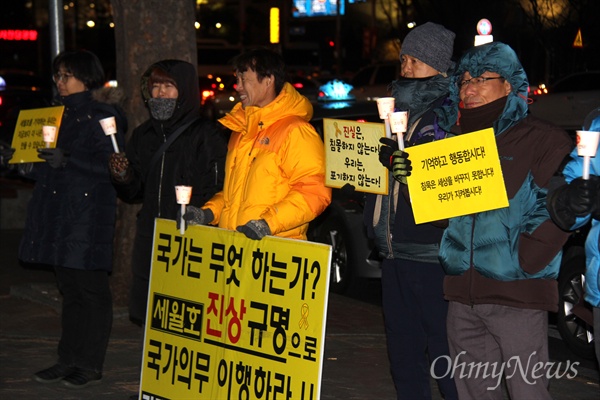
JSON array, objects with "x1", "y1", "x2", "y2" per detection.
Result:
[{"x1": 182, "y1": 48, "x2": 332, "y2": 240}]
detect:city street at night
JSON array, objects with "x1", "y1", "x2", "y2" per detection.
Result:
[{"x1": 2, "y1": 2, "x2": 600, "y2": 399}]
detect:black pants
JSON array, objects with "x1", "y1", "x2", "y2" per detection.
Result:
[
  {"x1": 55, "y1": 266, "x2": 113, "y2": 373},
  {"x1": 128, "y1": 230, "x2": 153, "y2": 325},
  {"x1": 381, "y1": 258, "x2": 458, "y2": 400}
]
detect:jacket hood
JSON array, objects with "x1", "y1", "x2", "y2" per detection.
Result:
[
  {"x1": 141, "y1": 59, "x2": 200, "y2": 130},
  {"x1": 92, "y1": 86, "x2": 126, "y2": 107},
  {"x1": 435, "y1": 42, "x2": 529, "y2": 136},
  {"x1": 219, "y1": 82, "x2": 313, "y2": 134}
]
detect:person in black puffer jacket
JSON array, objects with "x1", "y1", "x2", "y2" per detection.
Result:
[{"x1": 108, "y1": 59, "x2": 227, "y2": 327}]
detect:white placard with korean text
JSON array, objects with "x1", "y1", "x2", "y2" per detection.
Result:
[
  {"x1": 323, "y1": 118, "x2": 388, "y2": 195},
  {"x1": 407, "y1": 128, "x2": 509, "y2": 224},
  {"x1": 140, "y1": 218, "x2": 332, "y2": 399}
]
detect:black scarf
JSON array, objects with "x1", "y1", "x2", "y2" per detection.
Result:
[
  {"x1": 390, "y1": 74, "x2": 451, "y2": 127},
  {"x1": 458, "y1": 96, "x2": 507, "y2": 134}
]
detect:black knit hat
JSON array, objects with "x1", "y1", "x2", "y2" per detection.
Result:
[{"x1": 400, "y1": 22, "x2": 455, "y2": 73}]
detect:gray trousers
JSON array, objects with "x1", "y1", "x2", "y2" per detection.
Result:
[{"x1": 446, "y1": 302, "x2": 552, "y2": 400}]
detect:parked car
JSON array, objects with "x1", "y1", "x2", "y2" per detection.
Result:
[
  {"x1": 556, "y1": 223, "x2": 596, "y2": 360},
  {"x1": 198, "y1": 73, "x2": 237, "y2": 121},
  {"x1": 289, "y1": 75, "x2": 323, "y2": 103},
  {"x1": 528, "y1": 71, "x2": 600, "y2": 131},
  {"x1": 307, "y1": 93, "x2": 383, "y2": 294},
  {"x1": 348, "y1": 61, "x2": 400, "y2": 101}
]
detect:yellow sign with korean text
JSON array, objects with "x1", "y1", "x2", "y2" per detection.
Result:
[
  {"x1": 140, "y1": 218, "x2": 332, "y2": 400},
  {"x1": 407, "y1": 128, "x2": 508, "y2": 224},
  {"x1": 9, "y1": 106, "x2": 65, "y2": 164},
  {"x1": 323, "y1": 118, "x2": 388, "y2": 195}
]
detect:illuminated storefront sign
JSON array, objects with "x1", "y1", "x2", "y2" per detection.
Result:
[{"x1": 0, "y1": 30, "x2": 38, "y2": 41}]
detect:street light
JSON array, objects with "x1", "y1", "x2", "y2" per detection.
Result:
[{"x1": 270, "y1": 7, "x2": 280, "y2": 44}]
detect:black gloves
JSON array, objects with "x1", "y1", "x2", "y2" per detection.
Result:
[
  {"x1": 0, "y1": 145, "x2": 15, "y2": 166},
  {"x1": 340, "y1": 183, "x2": 356, "y2": 197},
  {"x1": 180, "y1": 206, "x2": 214, "y2": 227},
  {"x1": 391, "y1": 150, "x2": 412, "y2": 184},
  {"x1": 177, "y1": 208, "x2": 270, "y2": 240},
  {"x1": 37, "y1": 148, "x2": 70, "y2": 168},
  {"x1": 236, "y1": 219, "x2": 271, "y2": 240},
  {"x1": 109, "y1": 153, "x2": 131, "y2": 183},
  {"x1": 378, "y1": 137, "x2": 412, "y2": 184},
  {"x1": 378, "y1": 137, "x2": 399, "y2": 171},
  {"x1": 565, "y1": 177, "x2": 598, "y2": 216},
  {"x1": 547, "y1": 176, "x2": 600, "y2": 230}
]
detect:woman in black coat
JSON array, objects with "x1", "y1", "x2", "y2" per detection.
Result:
[
  {"x1": 19, "y1": 50, "x2": 127, "y2": 388},
  {"x1": 109, "y1": 59, "x2": 227, "y2": 326}
]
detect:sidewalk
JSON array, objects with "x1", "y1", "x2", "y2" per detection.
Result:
[
  {"x1": 1, "y1": 227, "x2": 599, "y2": 399},
  {"x1": 0, "y1": 228, "x2": 397, "y2": 400}
]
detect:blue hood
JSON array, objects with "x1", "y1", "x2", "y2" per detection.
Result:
[{"x1": 436, "y1": 42, "x2": 529, "y2": 136}]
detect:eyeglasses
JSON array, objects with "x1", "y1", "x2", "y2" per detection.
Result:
[
  {"x1": 458, "y1": 76, "x2": 504, "y2": 90},
  {"x1": 52, "y1": 73, "x2": 74, "y2": 84}
]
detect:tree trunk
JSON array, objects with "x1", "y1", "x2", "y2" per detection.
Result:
[{"x1": 109, "y1": 0, "x2": 198, "y2": 307}]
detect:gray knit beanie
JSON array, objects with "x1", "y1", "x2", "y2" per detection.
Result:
[{"x1": 400, "y1": 22, "x2": 455, "y2": 73}]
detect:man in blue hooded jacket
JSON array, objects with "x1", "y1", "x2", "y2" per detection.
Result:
[
  {"x1": 430, "y1": 42, "x2": 572, "y2": 398},
  {"x1": 546, "y1": 108, "x2": 600, "y2": 365}
]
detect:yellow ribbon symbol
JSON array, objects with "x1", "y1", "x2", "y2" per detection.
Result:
[
  {"x1": 298, "y1": 303, "x2": 309, "y2": 329},
  {"x1": 334, "y1": 121, "x2": 342, "y2": 138}
]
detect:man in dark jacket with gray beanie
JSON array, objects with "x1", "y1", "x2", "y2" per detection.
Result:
[
  {"x1": 109, "y1": 60, "x2": 227, "y2": 327},
  {"x1": 363, "y1": 22, "x2": 458, "y2": 400}
]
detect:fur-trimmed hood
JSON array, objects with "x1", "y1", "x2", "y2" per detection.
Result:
[{"x1": 92, "y1": 86, "x2": 126, "y2": 108}]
